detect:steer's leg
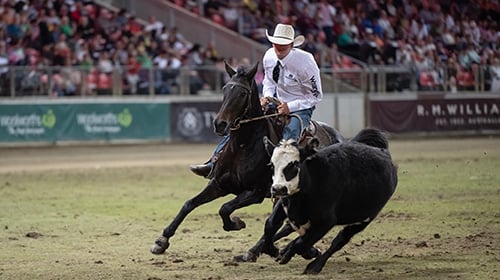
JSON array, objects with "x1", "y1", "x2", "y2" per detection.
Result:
[
  {"x1": 304, "y1": 220, "x2": 371, "y2": 275},
  {"x1": 273, "y1": 223, "x2": 320, "y2": 260},
  {"x1": 277, "y1": 222, "x2": 332, "y2": 265},
  {"x1": 233, "y1": 199, "x2": 286, "y2": 262},
  {"x1": 151, "y1": 180, "x2": 227, "y2": 254}
]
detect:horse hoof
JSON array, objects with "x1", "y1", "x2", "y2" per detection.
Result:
[
  {"x1": 301, "y1": 246, "x2": 320, "y2": 260},
  {"x1": 150, "y1": 236, "x2": 169, "y2": 255},
  {"x1": 233, "y1": 252, "x2": 258, "y2": 263},
  {"x1": 303, "y1": 262, "x2": 322, "y2": 275},
  {"x1": 304, "y1": 259, "x2": 324, "y2": 274},
  {"x1": 277, "y1": 248, "x2": 294, "y2": 264},
  {"x1": 233, "y1": 217, "x2": 246, "y2": 230},
  {"x1": 224, "y1": 217, "x2": 246, "y2": 231}
]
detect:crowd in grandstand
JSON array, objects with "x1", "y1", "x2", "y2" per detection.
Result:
[
  {"x1": 182, "y1": 0, "x2": 500, "y2": 92},
  {"x1": 0, "y1": 0, "x2": 499, "y2": 96}
]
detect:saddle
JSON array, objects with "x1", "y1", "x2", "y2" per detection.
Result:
[{"x1": 263, "y1": 97, "x2": 334, "y2": 147}]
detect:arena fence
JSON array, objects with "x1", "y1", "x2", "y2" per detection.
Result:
[
  {"x1": 1, "y1": 63, "x2": 499, "y2": 145},
  {"x1": 1, "y1": 63, "x2": 498, "y2": 98}
]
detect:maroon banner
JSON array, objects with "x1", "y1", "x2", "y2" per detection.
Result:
[{"x1": 370, "y1": 97, "x2": 500, "y2": 133}]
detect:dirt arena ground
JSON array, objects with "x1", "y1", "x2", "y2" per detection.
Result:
[
  {"x1": 0, "y1": 136, "x2": 498, "y2": 280},
  {"x1": 1, "y1": 137, "x2": 498, "y2": 173}
]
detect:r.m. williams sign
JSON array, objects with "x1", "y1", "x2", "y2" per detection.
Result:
[{"x1": 370, "y1": 96, "x2": 500, "y2": 133}]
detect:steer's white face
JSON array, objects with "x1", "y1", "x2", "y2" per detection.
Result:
[{"x1": 270, "y1": 140, "x2": 301, "y2": 198}]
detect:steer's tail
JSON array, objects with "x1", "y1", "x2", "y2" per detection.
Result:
[{"x1": 350, "y1": 128, "x2": 388, "y2": 149}]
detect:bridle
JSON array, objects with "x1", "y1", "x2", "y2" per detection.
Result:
[
  {"x1": 222, "y1": 80, "x2": 302, "y2": 132},
  {"x1": 223, "y1": 80, "x2": 279, "y2": 131}
]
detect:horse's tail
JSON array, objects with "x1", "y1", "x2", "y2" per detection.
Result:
[{"x1": 350, "y1": 128, "x2": 388, "y2": 149}]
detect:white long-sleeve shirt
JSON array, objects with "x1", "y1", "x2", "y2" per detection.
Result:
[{"x1": 262, "y1": 48, "x2": 322, "y2": 113}]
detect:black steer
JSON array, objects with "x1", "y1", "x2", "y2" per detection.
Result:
[{"x1": 253, "y1": 128, "x2": 398, "y2": 274}]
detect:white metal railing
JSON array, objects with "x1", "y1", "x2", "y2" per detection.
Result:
[{"x1": 0, "y1": 63, "x2": 498, "y2": 98}]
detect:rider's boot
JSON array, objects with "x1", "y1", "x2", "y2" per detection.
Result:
[
  {"x1": 190, "y1": 161, "x2": 213, "y2": 178},
  {"x1": 190, "y1": 135, "x2": 229, "y2": 178}
]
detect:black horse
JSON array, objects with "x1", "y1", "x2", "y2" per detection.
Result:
[{"x1": 151, "y1": 62, "x2": 343, "y2": 255}]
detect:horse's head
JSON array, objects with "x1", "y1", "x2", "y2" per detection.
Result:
[{"x1": 214, "y1": 61, "x2": 260, "y2": 136}]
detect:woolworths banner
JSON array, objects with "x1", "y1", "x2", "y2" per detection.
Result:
[{"x1": 0, "y1": 103, "x2": 169, "y2": 143}]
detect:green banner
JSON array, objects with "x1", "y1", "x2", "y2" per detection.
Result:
[{"x1": 0, "y1": 103, "x2": 169, "y2": 143}]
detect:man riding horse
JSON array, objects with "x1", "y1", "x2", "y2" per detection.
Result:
[
  {"x1": 150, "y1": 24, "x2": 339, "y2": 257},
  {"x1": 190, "y1": 23, "x2": 323, "y2": 178}
]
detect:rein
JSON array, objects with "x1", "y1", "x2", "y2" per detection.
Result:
[
  {"x1": 230, "y1": 113, "x2": 280, "y2": 131},
  {"x1": 239, "y1": 113, "x2": 281, "y2": 124},
  {"x1": 231, "y1": 113, "x2": 303, "y2": 133},
  {"x1": 224, "y1": 80, "x2": 303, "y2": 132}
]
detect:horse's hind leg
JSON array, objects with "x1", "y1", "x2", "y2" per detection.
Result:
[
  {"x1": 303, "y1": 221, "x2": 371, "y2": 275},
  {"x1": 151, "y1": 181, "x2": 226, "y2": 255},
  {"x1": 218, "y1": 189, "x2": 266, "y2": 231}
]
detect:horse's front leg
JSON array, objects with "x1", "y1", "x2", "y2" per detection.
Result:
[
  {"x1": 219, "y1": 188, "x2": 266, "y2": 231},
  {"x1": 151, "y1": 180, "x2": 227, "y2": 255}
]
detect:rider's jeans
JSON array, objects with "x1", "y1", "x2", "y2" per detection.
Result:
[{"x1": 282, "y1": 107, "x2": 314, "y2": 141}]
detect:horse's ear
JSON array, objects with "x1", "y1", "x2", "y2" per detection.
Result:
[
  {"x1": 263, "y1": 136, "x2": 277, "y2": 157},
  {"x1": 224, "y1": 61, "x2": 236, "y2": 77},
  {"x1": 246, "y1": 62, "x2": 259, "y2": 82}
]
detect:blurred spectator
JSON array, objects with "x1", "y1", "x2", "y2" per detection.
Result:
[
  {"x1": 302, "y1": 33, "x2": 321, "y2": 65},
  {"x1": 184, "y1": 43, "x2": 206, "y2": 93},
  {"x1": 113, "y1": 39, "x2": 129, "y2": 65},
  {"x1": 490, "y1": 58, "x2": 500, "y2": 92},
  {"x1": 53, "y1": 33, "x2": 71, "y2": 66},
  {"x1": 358, "y1": 28, "x2": 377, "y2": 63},
  {"x1": 153, "y1": 49, "x2": 169, "y2": 70},
  {"x1": 337, "y1": 24, "x2": 355, "y2": 48},
  {"x1": 97, "y1": 51, "x2": 113, "y2": 74},
  {"x1": 76, "y1": 15, "x2": 95, "y2": 40},
  {"x1": 221, "y1": 1, "x2": 239, "y2": 31},
  {"x1": 125, "y1": 51, "x2": 141, "y2": 94},
  {"x1": 315, "y1": 0, "x2": 337, "y2": 48},
  {"x1": 377, "y1": 10, "x2": 394, "y2": 39},
  {"x1": 59, "y1": 16, "x2": 74, "y2": 37},
  {"x1": 0, "y1": 40, "x2": 9, "y2": 96},
  {"x1": 204, "y1": 0, "x2": 224, "y2": 24},
  {"x1": 79, "y1": 52, "x2": 94, "y2": 73},
  {"x1": 58, "y1": 57, "x2": 82, "y2": 96},
  {"x1": 144, "y1": 15, "x2": 164, "y2": 40}
]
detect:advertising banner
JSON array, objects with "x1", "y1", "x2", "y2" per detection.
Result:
[
  {"x1": 170, "y1": 101, "x2": 222, "y2": 142},
  {"x1": 0, "y1": 103, "x2": 169, "y2": 143},
  {"x1": 370, "y1": 97, "x2": 500, "y2": 133}
]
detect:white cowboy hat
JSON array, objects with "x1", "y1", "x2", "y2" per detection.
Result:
[{"x1": 266, "y1": 23, "x2": 305, "y2": 47}]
